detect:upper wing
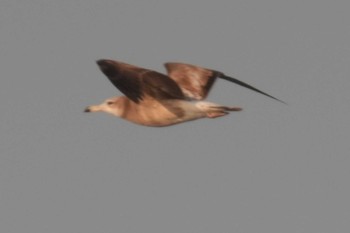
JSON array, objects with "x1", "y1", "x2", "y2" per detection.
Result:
[
  {"x1": 97, "y1": 59, "x2": 185, "y2": 103},
  {"x1": 164, "y1": 63, "x2": 217, "y2": 100},
  {"x1": 165, "y1": 62, "x2": 285, "y2": 103}
]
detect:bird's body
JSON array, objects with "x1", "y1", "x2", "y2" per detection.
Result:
[
  {"x1": 85, "y1": 59, "x2": 284, "y2": 127},
  {"x1": 88, "y1": 95, "x2": 242, "y2": 127}
]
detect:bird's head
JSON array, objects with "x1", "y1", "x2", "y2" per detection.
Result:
[{"x1": 84, "y1": 97, "x2": 124, "y2": 117}]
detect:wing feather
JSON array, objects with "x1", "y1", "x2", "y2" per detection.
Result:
[
  {"x1": 97, "y1": 59, "x2": 185, "y2": 103},
  {"x1": 165, "y1": 62, "x2": 285, "y2": 103},
  {"x1": 164, "y1": 62, "x2": 216, "y2": 100}
]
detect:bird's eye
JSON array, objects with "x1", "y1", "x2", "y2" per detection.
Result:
[{"x1": 107, "y1": 101, "x2": 113, "y2": 105}]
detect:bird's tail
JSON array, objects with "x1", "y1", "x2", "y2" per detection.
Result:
[{"x1": 195, "y1": 102, "x2": 242, "y2": 118}]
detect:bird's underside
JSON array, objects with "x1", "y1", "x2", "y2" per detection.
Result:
[{"x1": 85, "y1": 59, "x2": 285, "y2": 127}]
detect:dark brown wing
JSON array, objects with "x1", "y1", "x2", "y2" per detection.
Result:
[
  {"x1": 97, "y1": 59, "x2": 185, "y2": 103},
  {"x1": 165, "y1": 62, "x2": 286, "y2": 103},
  {"x1": 141, "y1": 71, "x2": 185, "y2": 101}
]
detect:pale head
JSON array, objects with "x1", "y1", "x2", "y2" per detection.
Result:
[{"x1": 84, "y1": 96, "x2": 124, "y2": 117}]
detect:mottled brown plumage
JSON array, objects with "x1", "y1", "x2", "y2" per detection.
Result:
[{"x1": 85, "y1": 59, "x2": 284, "y2": 127}]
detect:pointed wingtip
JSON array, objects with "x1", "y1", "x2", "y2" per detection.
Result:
[
  {"x1": 96, "y1": 59, "x2": 104, "y2": 65},
  {"x1": 96, "y1": 59, "x2": 111, "y2": 67},
  {"x1": 268, "y1": 96, "x2": 288, "y2": 105},
  {"x1": 218, "y1": 73, "x2": 287, "y2": 104},
  {"x1": 274, "y1": 98, "x2": 288, "y2": 105}
]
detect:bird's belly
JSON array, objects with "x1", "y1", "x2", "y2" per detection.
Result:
[{"x1": 124, "y1": 100, "x2": 205, "y2": 127}]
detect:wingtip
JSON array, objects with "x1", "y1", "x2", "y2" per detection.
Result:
[
  {"x1": 277, "y1": 99, "x2": 288, "y2": 105},
  {"x1": 96, "y1": 59, "x2": 108, "y2": 66},
  {"x1": 270, "y1": 97, "x2": 288, "y2": 105},
  {"x1": 218, "y1": 73, "x2": 287, "y2": 105}
]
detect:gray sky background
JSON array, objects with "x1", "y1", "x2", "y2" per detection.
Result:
[{"x1": 1, "y1": 0, "x2": 350, "y2": 232}]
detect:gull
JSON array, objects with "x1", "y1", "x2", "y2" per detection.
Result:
[{"x1": 85, "y1": 59, "x2": 285, "y2": 127}]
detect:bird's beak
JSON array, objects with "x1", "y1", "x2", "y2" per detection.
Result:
[{"x1": 84, "y1": 105, "x2": 101, "y2": 113}]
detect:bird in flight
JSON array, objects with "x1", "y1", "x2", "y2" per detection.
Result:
[{"x1": 85, "y1": 59, "x2": 285, "y2": 127}]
